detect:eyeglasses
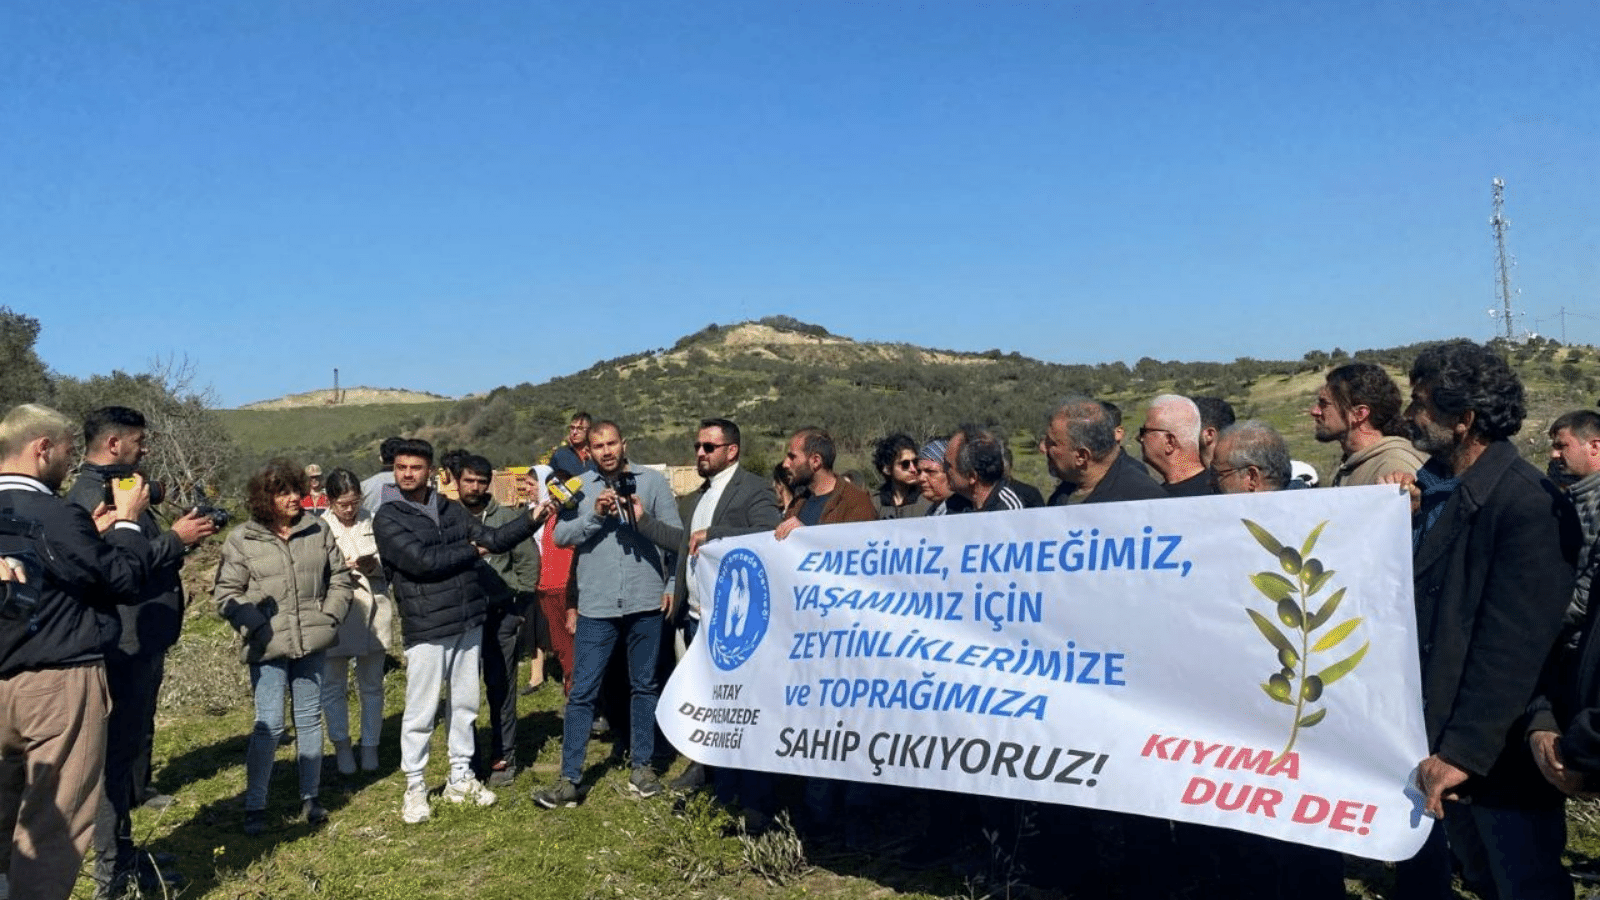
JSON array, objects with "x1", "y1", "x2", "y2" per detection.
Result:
[
  {"x1": 895, "y1": 459, "x2": 917, "y2": 471},
  {"x1": 1210, "y1": 466, "x2": 1245, "y2": 485},
  {"x1": 694, "y1": 442, "x2": 730, "y2": 454},
  {"x1": 1137, "y1": 427, "x2": 1172, "y2": 440}
]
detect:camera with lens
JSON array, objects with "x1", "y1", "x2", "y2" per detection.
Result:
[
  {"x1": 100, "y1": 466, "x2": 165, "y2": 508},
  {"x1": 191, "y1": 502, "x2": 231, "y2": 530},
  {"x1": 0, "y1": 514, "x2": 44, "y2": 624}
]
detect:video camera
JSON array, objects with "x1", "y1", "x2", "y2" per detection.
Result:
[{"x1": 99, "y1": 465, "x2": 166, "y2": 508}]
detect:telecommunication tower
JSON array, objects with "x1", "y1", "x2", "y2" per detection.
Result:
[{"x1": 1489, "y1": 177, "x2": 1518, "y2": 341}]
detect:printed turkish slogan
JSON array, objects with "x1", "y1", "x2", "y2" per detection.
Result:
[{"x1": 658, "y1": 485, "x2": 1430, "y2": 860}]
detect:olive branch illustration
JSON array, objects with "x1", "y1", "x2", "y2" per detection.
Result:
[{"x1": 1241, "y1": 518, "x2": 1369, "y2": 763}]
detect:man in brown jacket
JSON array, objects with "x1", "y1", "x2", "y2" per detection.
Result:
[{"x1": 775, "y1": 427, "x2": 874, "y2": 540}]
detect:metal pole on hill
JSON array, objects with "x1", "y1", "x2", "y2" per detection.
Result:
[{"x1": 1491, "y1": 177, "x2": 1518, "y2": 341}]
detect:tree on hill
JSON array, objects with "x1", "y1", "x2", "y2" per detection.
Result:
[
  {"x1": 0, "y1": 306, "x2": 52, "y2": 410},
  {"x1": 53, "y1": 358, "x2": 236, "y2": 501}
]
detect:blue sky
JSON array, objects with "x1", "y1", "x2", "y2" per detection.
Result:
[{"x1": 4, "y1": 1, "x2": 1597, "y2": 407}]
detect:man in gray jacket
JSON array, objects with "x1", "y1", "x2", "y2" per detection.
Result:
[{"x1": 534, "y1": 421, "x2": 681, "y2": 807}]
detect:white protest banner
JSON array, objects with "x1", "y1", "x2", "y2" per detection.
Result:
[{"x1": 658, "y1": 485, "x2": 1431, "y2": 861}]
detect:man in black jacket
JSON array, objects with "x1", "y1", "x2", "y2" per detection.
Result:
[
  {"x1": 1399, "y1": 341, "x2": 1577, "y2": 900},
  {"x1": 634, "y1": 418, "x2": 781, "y2": 798},
  {"x1": 1042, "y1": 396, "x2": 1166, "y2": 505},
  {"x1": 0, "y1": 404, "x2": 152, "y2": 900},
  {"x1": 373, "y1": 439, "x2": 555, "y2": 824},
  {"x1": 65, "y1": 407, "x2": 218, "y2": 897}
]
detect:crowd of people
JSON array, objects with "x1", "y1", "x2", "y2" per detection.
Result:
[{"x1": 6, "y1": 337, "x2": 1600, "y2": 898}]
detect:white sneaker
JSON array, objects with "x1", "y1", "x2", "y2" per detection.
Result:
[
  {"x1": 401, "y1": 783, "x2": 431, "y2": 824},
  {"x1": 444, "y1": 775, "x2": 497, "y2": 807}
]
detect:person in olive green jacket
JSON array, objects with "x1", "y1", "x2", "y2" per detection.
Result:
[{"x1": 215, "y1": 459, "x2": 353, "y2": 835}]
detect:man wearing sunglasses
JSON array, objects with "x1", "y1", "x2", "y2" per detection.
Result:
[{"x1": 633, "y1": 418, "x2": 781, "y2": 802}]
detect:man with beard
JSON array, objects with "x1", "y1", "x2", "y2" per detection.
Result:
[
  {"x1": 0, "y1": 404, "x2": 152, "y2": 900},
  {"x1": 66, "y1": 407, "x2": 218, "y2": 898},
  {"x1": 536, "y1": 421, "x2": 680, "y2": 807},
  {"x1": 375, "y1": 439, "x2": 554, "y2": 824},
  {"x1": 775, "y1": 427, "x2": 874, "y2": 539},
  {"x1": 1398, "y1": 341, "x2": 1577, "y2": 900},
  {"x1": 455, "y1": 455, "x2": 541, "y2": 788},
  {"x1": 1041, "y1": 397, "x2": 1165, "y2": 505},
  {"x1": 634, "y1": 418, "x2": 781, "y2": 800},
  {"x1": 1309, "y1": 362, "x2": 1425, "y2": 487}
]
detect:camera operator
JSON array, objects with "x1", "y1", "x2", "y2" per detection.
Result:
[
  {"x1": 0, "y1": 404, "x2": 153, "y2": 900},
  {"x1": 64, "y1": 406, "x2": 218, "y2": 897}
]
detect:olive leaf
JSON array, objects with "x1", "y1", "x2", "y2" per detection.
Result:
[
  {"x1": 1300, "y1": 521, "x2": 1327, "y2": 558},
  {"x1": 1243, "y1": 518, "x2": 1284, "y2": 556},
  {"x1": 1241, "y1": 519, "x2": 1367, "y2": 763},
  {"x1": 1305, "y1": 587, "x2": 1346, "y2": 630},
  {"x1": 1260, "y1": 682, "x2": 1294, "y2": 706},
  {"x1": 1251, "y1": 572, "x2": 1296, "y2": 601},
  {"x1": 1316, "y1": 641, "x2": 1369, "y2": 686},
  {"x1": 1305, "y1": 567, "x2": 1336, "y2": 597},
  {"x1": 1247, "y1": 609, "x2": 1296, "y2": 654},
  {"x1": 1311, "y1": 617, "x2": 1363, "y2": 653}
]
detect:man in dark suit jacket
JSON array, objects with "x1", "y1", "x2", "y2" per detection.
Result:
[
  {"x1": 637, "y1": 418, "x2": 782, "y2": 640},
  {"x1": 636, "y1": 418, "x2": 781, "y2": 798}
]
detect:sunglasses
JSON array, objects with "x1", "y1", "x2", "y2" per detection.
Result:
[{"x1": 694, "y1": 442, "x2": 730, "y2": 454}]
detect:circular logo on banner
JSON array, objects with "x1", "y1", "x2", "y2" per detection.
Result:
[{"x1": 708, "y1": 548, "x2": 770, "y2": 672}]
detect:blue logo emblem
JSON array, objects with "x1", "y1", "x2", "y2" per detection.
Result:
[{"x1": 708, "y1": 548, "x2": 770, "y2": 671}]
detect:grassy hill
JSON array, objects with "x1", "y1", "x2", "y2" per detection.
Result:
[{"x1": 218, "y1": 317, "x2": 1600, "y2": 490}]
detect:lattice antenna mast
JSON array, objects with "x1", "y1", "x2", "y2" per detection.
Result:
[{"x1": 1490, "y1": 177, "x2": 1517, "y2": 341}]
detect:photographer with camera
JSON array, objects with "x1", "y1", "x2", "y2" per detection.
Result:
[
  {"x1": 0, "y1": 404, "x2": 153, "y2": 900},
  {"x1": 64, "y1": 406, "x2": 219, "y2": 897}
]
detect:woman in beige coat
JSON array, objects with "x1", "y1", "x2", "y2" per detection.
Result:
[
  {"x1": 319, "y1": 468, "x2": 395, "y2": 774},
  {"x1": 215, "y1": 459, "x2": 352, "y2": 834}
]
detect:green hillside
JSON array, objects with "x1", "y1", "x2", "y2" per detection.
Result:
[{"x1": 219, "y1": 317, "x2": 1600, "y2": 490}]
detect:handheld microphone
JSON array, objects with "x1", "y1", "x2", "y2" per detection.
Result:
[
  {"x1": 545, "y1": 469, "x2": 584, "y2": 510},
  {"x1": 611, "y1": 471, "x2": 638, "y2": 527}
]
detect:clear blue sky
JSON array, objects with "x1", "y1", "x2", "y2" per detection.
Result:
[{"x1": 5, "y1": 1, "x2": 1597, "y2": 407}]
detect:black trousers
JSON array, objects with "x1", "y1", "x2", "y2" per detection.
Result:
[
  {"x1": 92, "y1": 650, "x2": 164, "y2": 882},
  {"x1": 481, "y1": 594, "x2": 530, "y2": 763}
]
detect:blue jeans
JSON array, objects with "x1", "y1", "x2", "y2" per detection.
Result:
[
  {"x1": 245, "y1": 653, "x2": 325, "y2": 810},
  {"x1": 561, "y1": 611, "x2": 662, "y2": 783}
]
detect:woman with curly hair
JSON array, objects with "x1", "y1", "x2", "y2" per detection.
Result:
[{"x1": 215, "y1": 459, "x2": 353, "y2": 834}]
